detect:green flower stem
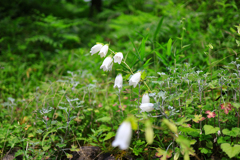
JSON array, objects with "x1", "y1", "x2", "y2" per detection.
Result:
[
  {"x1": 218, "y1": 84, "x2": 223, "y2": 136},
  {"x1": 122, "y1": 61, "x2": 134, "y2": 74},
  {"x1": 137, "y1": 83, "x2": 140, "y2": 139}
]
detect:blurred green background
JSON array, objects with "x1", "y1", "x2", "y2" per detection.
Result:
[{"x1": 0, "y1": 0, "x2": 240, "y2": 100}]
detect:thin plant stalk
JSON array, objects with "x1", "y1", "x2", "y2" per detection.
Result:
[
  {"x1": 137, "y1": 83, "x2": 140, "y2": 139},
  {"x1": 118, "y1": 89, "x2": 123, "y2": 116},
  {"x1": 218, "y1": 83, "x2": 223, "y2": 135}
]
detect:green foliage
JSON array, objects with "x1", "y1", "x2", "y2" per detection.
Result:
[
  {"x1": 221, "y1": 143, "x2": 240, "y2": 158},
  {"x1": 203, "y1": 125, "x2": 220, "y2": 135},
  {"x1": 1, "y1": 0, "x2": 240, "y2": 159}
]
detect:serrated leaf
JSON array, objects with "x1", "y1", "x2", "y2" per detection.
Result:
[
  {"x1": 203, "y1": 125, "x2": 219, "y2": 135},
  {"x1": 221, "y1": 143, "x2": 240, "y2": 158}
]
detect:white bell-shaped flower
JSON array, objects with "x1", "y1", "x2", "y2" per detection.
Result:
[
  {"x1": 142, "y1": 93, "x2": 150, "y2": 103},
  {"x1": 98, "y1": 45, "x2": 109, "y2": 58},
  {"x1": 113, "y1": 52, "x2": 123, "y2": 64},
  {"x1": 108, "y1": 61, "x2": 113, "y2": 71},
  {"x1": 129, "y1": 72, "x2": 141, "y2": 88},
  {"x1": 114, "y1": 74, "x2": 123, "y2": 89},
  {"x1": 100, "y1": 57, "x2": 113, "y2": 71},
  {"x1": 112, "y1": 121, "x2": 132, "y2": 150},
  {"x1": 90, "y1": 44, "x2": 103, "y2": 55},
  {"x1": 140, "y1": 103, "x2": 154, "y2": 112}
]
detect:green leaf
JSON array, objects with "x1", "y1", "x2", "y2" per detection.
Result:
[
  {"x1": 143, "y1": 58, "x2": 152, "y2": 68},
  {"x1": 167, "y1": 38, "x2": 172, "y2": 56},
  {"x1": 203, "y1": 125, "x2": 219, "y2": 135},
  {"x1": 200, "y1": 148, "x2": 209, "y2": 154},
  {"x1": 42, "y1": 130, "x2": 57, "y2": 147},
  {"x1": 153, "y1": 17, "x2": 164, "y2": 41},
  {"x1": 56, "y1": 143, "x2": 66, "y2": 148},
  {"x1": 232, "y1": 102, "x2": 240, "y2": 109},
  {"x1": 96, "y1": 117, "x2": 111, "y2": 122},
  {"x1": 222, "y1": 128, "x2": 240, "y2": 137},
  {"x1": 178, "y1": 126, "x2": 200, "y2": 137},
  {"x1": 128, "y1": 36, "x2": 140, "y2": 60},
  {"x1": 139, "y1": 36, "x2": 148, "y2": 61},
  {"x1": 162, "y1": 119, "x2": 177, "y2": 134},
  {"x1": 104, "y1": 132, "x2": 115, "y2": 141},
  {"x1": 155, "y1": 51, "x2": 168, "y2": 66},
  {"x1": 42, "y1": 145, "x2": 51, "y2": 151},
  {"x1": 14, "y1": 150, "x2": 25, "y2": 157},
  {"x1": 141, "y1": 70, "x2": 147, "y2": 80},
  {"x1": 221, "y1": 143, "x2": 240, "y2": 158},
  {"x1": 66, "y1": 154, "x2": 73, "y2": 159},
  {"x1": 155, "y1": 148, "x2": 172, "y2": 159}
]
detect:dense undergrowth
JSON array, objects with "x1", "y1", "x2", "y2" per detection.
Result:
[{"x1": 1, "y1": 0, "x2": 240, "y2": 159}]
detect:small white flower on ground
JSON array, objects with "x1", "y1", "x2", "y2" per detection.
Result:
[
  {"x1": 142, "y1": 93, "x2": 150, "y2": 103},
  {"x1": 113, "y1": 52, "x2": 123, "y2": 64},
  {"x1": 129, "y1": 72, "x2": 141, "y2": 88},
  {"x1": 114, "y1": 74, "x2": 123, "y2": 89},
  {"x1": 90, "y1": 44, "x2": 103, "y2": 55},
  {"x1": 112, "y1": 121, "x2": 132, "y2": 150},
  {"x1": 99, "y1": 45, "x2": 109, "y2": 58},
  {"x1": 140, "y1": 103, "x2": 154, "y2": 112},
  {"x1": 100, "y1": 57, "x2": 113, "y2": 71}
]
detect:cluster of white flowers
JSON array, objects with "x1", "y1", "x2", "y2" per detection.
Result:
[
  {"x1": 90, "y1": 43, "x2": 148, "y2": 150},
  {"x1": 90, "y1": 43, "x2": 143, "y2": 89},
  {"x1": 140, "y1": 93, "x2": 154, "y2": 112},
  {"x1": 90, "y1": 44, "x2": 123, "y2": 72}
]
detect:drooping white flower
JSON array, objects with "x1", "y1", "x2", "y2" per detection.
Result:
[
  {"x1": 129, "y1": 72, "x2": 141, "y2": 88},
  {"x1": 99, "y1": 45, "x2": 109, "y2": 58},
  {"x1": 90, "y1": 44, "x2": 103, "y2": 55},
  {"x1": 113, "y1": 52, "x2": 123, "y2": 64},
  {"x1": 112, "y1": 121, "x2": 132, "y2": 150},
  {"x1": 100, "y1": 57, "x2": 113, "y2": 71},
  {"x1": 140, "y1": 103, "x2": 154, "y2": 112},
  {"x1": 114, "y1": 74, "x2": 123, "y2": 89},
  {"x1": 108, "y1": 61, "x2": 113, "y2": 71},
  {"x1": 142, "y1": 93, "x2": 150, "y2": 103}
]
